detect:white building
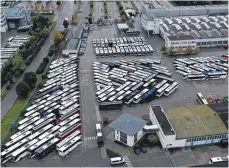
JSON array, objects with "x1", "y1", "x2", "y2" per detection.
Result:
[
  {"x1": 149, "y1": 104, "x2": 228, "y2": 149},
  {"x1": 109, "y1": 113, "x2": 147, "y2": 147},
  {"x1": 140, "y1": 14, "x2": 160, "y2": 36}
]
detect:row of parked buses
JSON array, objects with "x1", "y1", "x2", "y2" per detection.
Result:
[
  {"x1": 92, "y1": 59, "x2": 179, "y2": 110},
  {"x1": 173, "y1": 56, "x2": 228, "y2": 81},
  {"x1": 94, "y1": 44, "x2": 154, "y2": 57},
  {"x1": 1, "y1": 56, "x2": 82, "y2": 165},
  {"x1": 92, "y1": 36, "x2": 146, "y2": 48}
]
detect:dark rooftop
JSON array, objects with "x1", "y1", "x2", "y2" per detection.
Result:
[
  {"x1": 208, "y1": 102, "x2": 228, "y2": 129},
  {"x1": 126, "y1": 21, "x2": 135, "y2": 29},
  {"x1": 192, "y1": 161, "x2": 228, "y2": 167},
  {"x1": 150, "y1": 106, "x2": 175, "y2": 136},
  {"x1": 109, "y1": 113, "x2": 147, "y2": 136},
  {"x1": 66, "y1": 38, "x2": 80, "y2": 50},
  {"x1": 167, "y1": 35, "x2": 196, "y2": 41}
]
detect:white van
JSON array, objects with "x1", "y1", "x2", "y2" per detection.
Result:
[{"x1": 110, "y1": 157, "x2": 125, "y2": 165}]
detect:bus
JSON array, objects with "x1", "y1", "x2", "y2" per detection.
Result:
[
  {"x1": 1, "y1": 139, "x2": 29, "y2": 164},
  {"x1": 96, "y1": 124, "x2": 104, "y2": 147},
  {"x1": 131, "y1": 82, "x2": 144, "y2": 92},
  {"x1": 155, "y1": 80, "x2": 167, "y2": 90},
  {"x1": 209, "y1": 156, "x2": 229, "y2": 164},
  {"x1": 164, "y1": 82, "x2": 178, "y2": 96},
  {"x1": 57, "y1": 135, "x2": 82, "y2": 157},
  {"x1": 156, "y1": 83, "x2": 170, "y2": 97},
  {"x1": 56, "y1": 131, "x2": 81, "y2": 149},
  {"x1": 59, "y1": 99, "x2": 79, "y2": 111},
  {"x1": 143, "y1": 73, "x2": 157, "y2": 82},
  {"x1": 116, "y1": 82, "x2": 131, "y2": 92},
  {"x1": 28, "y1": 134, "x2": 55, "y2": 158},
  {"x1": 116, "y1": 90, "x2": 132, "y2": 101},
  {"x1": 58, "y1": 105, "x2": 80, "y2": 123},
  {"x1": 141, "y1": 87, "x2": 157, "y2": 102},
  {"x1": 143, "y1": 79, "x2": 156, "y2": 88},
  {"x1": 108, "y1": 90, "x2": 125, "y2": 102},
  {"x1": 11, "y1": 139, "x2": 39, "y2": 163},
  {"x1": 38, "y1": 125, "x2": 60, "y2": 140},
  {"x1": 183, "y1": 74, "x2": 206, "y2": 81},
  {"x1": 155, "y1": 70, "x2": 172, "y2": 77},
  {"x1": 156, "y1": 75, "x2": 174, "y2": 83},
  {"x1": 18, "y1": 112, "x2": 41, "y2": 125},
  {"x1": 98, "y1": 88, "x2": 115, "y2": 99},
  {"x1": 133, "y1": 88, "x2": 149, "y2": 103},
  {"x1": 34, "y1": 138, "x2": 60, "y2": 159},
  {"x1": 4, "y1": 131, "x2": 32, "y2": 148},
  {"x1": 196, "y1": 93, "x2": 208, "y2": 105},
  {"x1": 134, "y1": 71, "x2": 150, "y2": 78},
  {"x1": 129, "y1": 75, "x2": 144, "y2": 81},
  {"x1": 189, "y1": 66, "x2": 204, "y2": 72},
  {"x1": 59, "y1": 114, "x2": 80, "y2": 127},
  {"x1": 124, "y1": 90, "x2": 141, "y2": 104},
  {"x1": 10, "y1": 125, "x2": 34, "y2": 140},
  {"x1": 96, "y1": 86, "x2": 112, "y2": 95},
  {"x1": 99, "y1": 101, "x2": 123, "y2": 110},
  {"x1": 28, "y1": 124, "x2": 54, "y2": 141},
  {"x1": 100, "y1": 91, "x2": 116, "y2": 102},
  {"x1": 59, "y1": 119, "x2": 81, "y2": 140},
  {"x1": 203, "y1": 71, "x2": 227, "y2": 80},
  {"x1": 33, "y1": 118, "x2": 56, "y2": 132}
]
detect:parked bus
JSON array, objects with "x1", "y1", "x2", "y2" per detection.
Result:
[
  {"x1": 156, "y1": 83, "x2": 170, "y2": 97},
  {"x1": 124, "y1": 90, "x2": 141, "y2": 104},
  {"x1": 28, "y1": 124, "x2": 54, "y2": 141},
  {"x1": 59, "y1": 114, "x2": 80, "y2": 127},
  {"x1": 196, "y1": 93, "x2": 208, "y2": 105},
  {"x1": 141, "y1": 87, "x2": 157, "y2": 102},
  {"x1": 11, "y1": 139, "x2": 38, "y2": 163},
  {"x1": 209, "y1": 156, "x2": 229, "y2": 164},
  {"x1": 133, "y1": 88, "x2": 149, "y2": 103},
  {"x1": 164, "y1": 82, "x2": 178, "y2": 96},
  {"x1": 10, "y1": 125, "x2": 34, "y2": 140},
  {"x1": 99, "y1": 101, "x2": 123, "y2": 110},
  {"x1": 59, "y1": 119, "x2": 81, "y2": 140},
  {"x1": 18, "y1": 112, "x2": 41, "y2": 125},
  {"x1": 183, "y1": 74, "x2": 206, "y2": 81},
  {"x1": 38, "y1": 125, "x2": 60, "y2": 140},
  {"x1": 4, "y1": 131, "x2": 32, "y2": 148},
  {"x1": 34, "y1": 138, "x2": 60, "y2": 159},
  {"x1": 203, "y1": 71, "x2": 227, "y2": 80},
  {"x1": 57, "y1": 135, "x2": 82, "y2": 157},
  {"x1": 56, "y1": 131, "x2": 81, "y2": 149}
]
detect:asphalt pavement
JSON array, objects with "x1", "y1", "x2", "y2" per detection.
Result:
[
  {"x1": 94, "y1": 1, "x2": 103, "y2": 21},
  {"x1": 107, "y1": 1, "x2": 119, "y2": 20},
  {"x1": 1, "y1": 1, "x2": 78, "y2": 119}
]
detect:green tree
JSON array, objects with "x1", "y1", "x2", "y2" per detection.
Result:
[
  {"x1": 184, "y1": 47, "x2": 192, "y2": 55},
  {"x1": 119, "y1": 6, "x2": 123, "y2": 11},
  {"x1": 23, "y1": 72, "x2": 37, "y2": 89},
  {"x1": 121, "y1": 15, "x2": 127, "y2": 22},
  {"x1": 54, "y1": 30, "x2": 63, "y2": 43},
  {"x1": 16, "y1": 82, "x2": 30, "y2": 98},
  {"x1": 43, "y1": 57, "x2": 49, "y2": 64},
  {"x1": 147, "y1": 134, "x2": 158, "y2": 143},
  {"x1": 41, "y1": 27, "x2": 50, "y2": 38}
]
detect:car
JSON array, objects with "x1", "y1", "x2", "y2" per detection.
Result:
[
  {"x1": 110, "y1": 157, "x2": 125, "y2": 165},
  {"x1": 140, "y1": 146, "x2": 147, "y2": 153},
  {"x1": 134, "y1": 147, "x2": 140, "y2": 155}
]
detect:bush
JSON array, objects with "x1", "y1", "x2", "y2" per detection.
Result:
[
  {"x1": 16, "y1": 81, "x2": 30, "y2": 98},
  {"x1": 6, "y1": 84, "x2": 12, "y2": 90},
  {"x1": 36, "y1": 62, "x2": 48, "y2": 74},
  {"x1": 106, "y1": 149, "x2": 121, "y2": 158},
  {"x1": 43, "y1": 57, "x2": 49, "y2": 64}
]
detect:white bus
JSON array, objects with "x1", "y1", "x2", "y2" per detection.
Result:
[
  {"x1": 96, "y1": 86, "x2": 112, "y2": 95},
  {"x1": 196, "y1": 93, "x2": 208, "y2": 105},
  {"x1": 59, "y1": 99, "x2": 79, "y2": 111},
  {"x1": 10, "y1": 125, "x2": 34, "y2": 140},
  {"x1": 100, "y1": 91, "x2": 116, "y2": 102},
  {"x1": 155, "y1": 80, "x2": 168, "y2": 90},
  {"x1": 98, "y1": 88, "x2": 115, "y2": 99},
  {"x1": 59, "y1": 114, "x2": 80, "y2": 127},
  {"x1": 108, "y1": 90, "x2": 125, "y2": 102},
  {"x1": 117, "y1": 90, "x2": 132, "y2": 101},
  {"x1": 28, "y1": 124, "x2": 54, "y2": 141},
  {"x1": 164, "y1": 82, "x2": 178, "y2": 96},
  {"x1": 11, "y1": 139, "x2": 38, "y2": 163},
  {"x1": 58, "y1": 105, "x2": 80, "y2": 123},
  {"x1": 33, "y1": 118, "x2": 56, "y2": 132},
  {"x1": 156, "y1": 83, "x2": 170, "y2": 97},
  {"x1": 1, "y1": 139, "x2": 29, "y2": 164},
  {"x1": 133, "y1": 88, "x2": 149, "y2": 103},
  {"x1": 28, "y1": 134, "x2": 54, "y2": 158},
  {"x1": 143, "y1": 79, "x2": 156, "y2": 88},
  {"x1": 34, "y1": 138, "x2": 60, "y2": 159},
  {"x1": 183, "y1": 74, "x2": 206, "y2": 81},
  {"x1": 58, "y1": 135, "x2": 82, "y2": 157},
  {"x1": 59, "y1": 119, "x2": 81, "y2": 140},
  {"x1": 5, "y1": 131, "x2": 32, "y2": 148},
  {"x1": 56, "y1": 130, "x2": 81, "y2": 149},
  {"x1": 18, "y1": 112, "x2": 41, "y2": 125},
  {"x1": 38, "y1": 125, "x2": 60, "y2": 140}
]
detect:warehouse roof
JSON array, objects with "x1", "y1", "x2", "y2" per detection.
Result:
[
  {"x1": 165, "y1": 105, "x2": 228, "y2": 139},
  {"x1": 109, "y1": 113, "x2": 147, "y2": 136},
  {"x1": 150, "y1": 106, "x2": 175, "y2": 136},
  {"x1": 160, "y1": 15, "x2": 228, "y2": 40},
  {"x1": 167, "y1": 35, "x2": 195, "y2": 41},
  {"x1": 117, "y1": 23, "x2": 129, "y2": 30}
]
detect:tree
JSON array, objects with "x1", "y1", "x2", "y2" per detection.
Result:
[
  {"x1": 184, "y1": 47, "x2": 192, "y2": 55},
  {"x1": 63, "y1": 19, "x2": 69, "y2": 29},
  {"x1": 119, "y1": 6, "x2": 123, "y2": 11},
  {"x1": 5, "y1": 72, "x2": 14, "y2": 85},
  {"x1": 43, "y1": 57, "x2": 49, "y2": 64},
  {"x1": 103, "y1": 116, "x2": 108, "y2": 124},
  {"x1": 54, "y1": 30, "x2": 63, "y2": 43},
  {"x1": 56, "y1": 1, "x2": 61, "y2": 6},
  {"x1": 88, "y1": 16, "x2": 92, "y2": 24},
  {"x1": 72, "y1": 14, "x2": 78, "y2": 25},
  {"x1": 16, "y1": 82, "x2": 30, "y2": 98},
  {"x1": 121, "y1": 15, "x2": 127, "y2": 22},
  {"x1": 23, "y1": 72, "x2": 37, "y2": 89},
  {"x1": 41, "y1": 27, "x2": 50, "y2": 38},
  {"x1": 164, "y1": 48, "x2": 174, "y2": 56},
  {"x1": 147, "y1": 134, "x2": 158, "y2": 143}
]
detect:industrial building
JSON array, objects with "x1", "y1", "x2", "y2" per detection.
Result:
[
  {"x1": 1, "y1": 7, "x2": 31, "y2": 30},
  {"x1": 149, "y1": 103, "x2": 228, "y2": 149},
  {"x1": 1, "y1": 11, "x2": 8, "y2": 32},
  {"x1": 141, "y1": 14, "x2": 228, "y2": 50}
]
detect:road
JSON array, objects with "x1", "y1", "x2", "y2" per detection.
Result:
[
  {"x1": 1, "y1": 1, "x2": 78, "y2": 119},
  {"x1": 94, "y1": 1, "x2": 103, "y2": 21},
  {"x1": 107, "y1": 1, "x2": 119, "y2": 20}
]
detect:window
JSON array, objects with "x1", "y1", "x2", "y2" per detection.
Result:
[
  {"x1": 203, "y1": 137, "x2": 206, "y2": 140},
  {"x1": 120, "y1": 131, "x2": 127, "y2": 144},
  {"x1": 134, "y1": 133, "x2": 137, "y2": 143},
  {"x1": 207, "y1": 137, "x2": 210, "y2": 140}
]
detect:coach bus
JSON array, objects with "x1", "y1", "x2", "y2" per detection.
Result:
[
  {"x1": 96, "y1": 124, "x2": 104, "y2": 147},
  {"x1": 156, "y1": 83, "x2": 170, "y2": 97},
  {"x1": 99, "y1": 101, "x2": 123, "y2": 110},
  {"x1": 58, "y1": 119, "x2": 81, "y2": 140},
  {"x1": 183, "y1": 74, "x2": 206, "y2": 81},
  {"x1": 196, "y1": 93, "x2": 208, "y2": 105},
  {"x1": 203, "y1": 71, "x2": 227, "y2": 80},
  {"x1": 164, "y1": 82, "x2": 178, "y2": 96},
  {"x1": 4, "y1": 131, "x2": 32, "y2": 148}
]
